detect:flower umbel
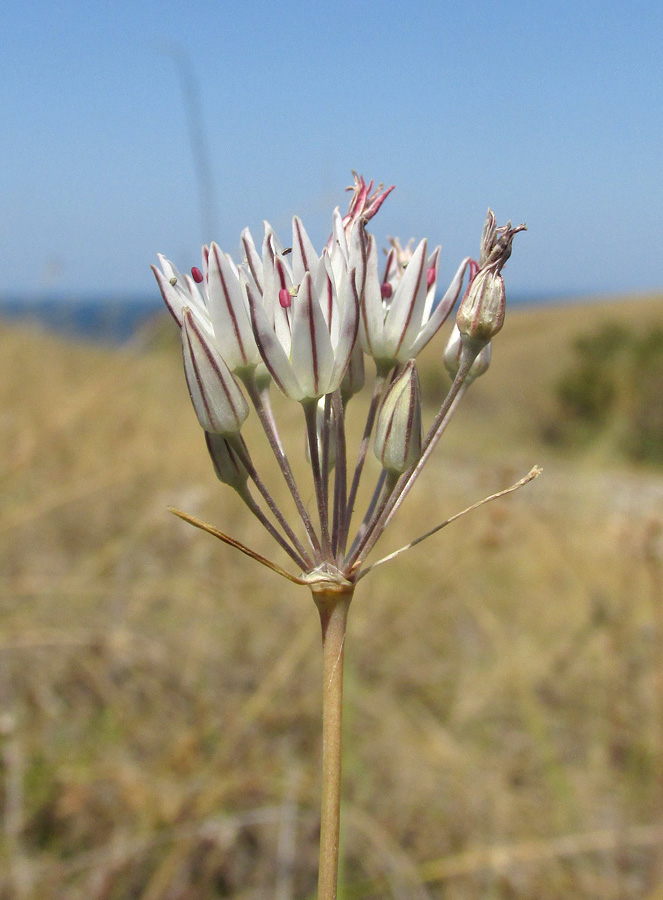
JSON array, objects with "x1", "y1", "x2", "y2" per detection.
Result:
[{"x1": 155, "y1": 180, "x2": 532, "y2": 583}]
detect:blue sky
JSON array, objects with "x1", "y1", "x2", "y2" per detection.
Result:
[{"x1": 2, "y1": 0, "x2": 662, "y2": 301}]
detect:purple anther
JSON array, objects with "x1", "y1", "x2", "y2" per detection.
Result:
[
  {"x1": 279, "y1": 288, "x2": 292, "y2": 309},
  {"x1": 191, "y1": 266, "x2": 204, "y2": 284},
  {"x1": 380, "y1": 282, "x2": 393, "y2": 300}
]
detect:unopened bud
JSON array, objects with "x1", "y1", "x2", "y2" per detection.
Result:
[
  {"x1": 374, "y1": 360, "x2": 422, "y2": 474},
  {"x1": 443, "y1": 325, "x2": 492, "y2": 384},
  {"x1": 340, "y1": 341, "x2": 365, "y2": 404},
  {"x1": 181, "y1": 309, "x2": 249, "y2": 435},
  {"x1": 204, "y1": 433, "x2": 249, "y2": 491}
]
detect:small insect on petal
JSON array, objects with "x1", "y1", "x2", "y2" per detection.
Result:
[
  {"x1": 191, "y1": 267, "x2": 204, "y2": 284},
  {"x1": 279, "y1": 288, "x2": 292, "y2": 309},
  {"x1": 380, "y1": 283, "x2": 393, "y2": 300}
]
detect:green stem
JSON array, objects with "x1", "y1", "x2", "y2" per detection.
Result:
[{"x1": 312, "y1": 584, "x2": 354, "y2": 900}]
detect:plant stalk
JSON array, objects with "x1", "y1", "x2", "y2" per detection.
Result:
[{"x1": 312, "y1": 584, "x2": 354, "y2": 900}]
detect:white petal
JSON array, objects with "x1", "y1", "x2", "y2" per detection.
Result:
[
  {"x1": 262, "y1": 220, "x2": 286, "y2": 258},
  {"x1": 181, "y1": 311, "x2": 249, "y2": 435},
  {"x1": 153, "y1": 255, "x2": 201, "y2": 325},
  {"x1": 383, "y1": 239, "x2": 428, "y2": 359},
  {"x1": 206, "y1": 243, "x2": 258, "y2": 371},
  {"x1": 421, "y1": 246, "x2": 441, "y2": 324},
  {"x1": 328, "y1": 206, "x2": 349, "y2": 286},
  {"x1": 315, "y1": 254, "x2": 337, "y2": 334},
  {"x1": 358, "y1": 235, "x2": 386, "y2": 359},
  {"x1": 291, "y1": 216, "x2": 321, "y2": 283},
  {"x1": 245, "y1": 279, "x2": 304, "y2": 400},
  {"x1": 152, "y1": 263, "x2": 185, "y2": 326},
  {"x1": 290, "y1": 272, "x2": 335, "y2": 399},
  {"x1": 328, "y1": 266, "x2": 359, "y2": 392},
  {"x1": 381, "y1": 246, "x2": 398, "y2": 286},
  {"x1": 272, "y1": 256, "x2": 294, "y2": 356},
  {"x1": 408, "y1": 256, "x2": 471, "y2": 359},
  {"x1": 153, "y1": 257, "x2": 214, "y2": 340},
  {"x1": 241, "y1": 227, "x2": 263, "y2": 295},
  {"x1": 347, "y1": 221, "x2": 367, "y2": 298}
]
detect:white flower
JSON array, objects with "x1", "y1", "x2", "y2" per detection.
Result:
[
  {"x1": 356, "y1": 232, "x2": 471, "y2": 371},
  {"x1": 152, "y1": 242, "x2": 261, "y2": 375},
  {"x1": 244, "y1": 217, "x2": 360, "y2": 403}
]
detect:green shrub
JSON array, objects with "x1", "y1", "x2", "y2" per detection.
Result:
[{"x1": 553, "y1": 319, "x2": 663, "y2": 463}]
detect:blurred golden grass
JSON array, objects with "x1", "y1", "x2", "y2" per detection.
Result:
[{"x1": 1, "y1": 294, "x2": 663, "y2": 899}]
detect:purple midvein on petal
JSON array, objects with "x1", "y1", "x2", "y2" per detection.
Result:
[
  {"x1": 246, "y1": 284, "x2": 288, "y2": 395},
  {"x1": 213, "y1": 246, "x2": 247, "y2": 365},
  {"x1": 307, "y1": 281, "x2": 320, "y2": 395},
  {"x1": 242, "y1": 234, "x2": 263, "y2": 295},
  {"x1": 393, "y1": 248, "x2": 426, "y2": 356},
  {"x1": 295, "y1": 218, "x2": 312, "y2": 273},
  {"x1": 188, "y1": 313, "x2": 241, "y2": 426}
]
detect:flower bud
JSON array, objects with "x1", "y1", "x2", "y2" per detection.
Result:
[
  {"x1": 204, "y1": 433, "x2": 249, "y2": 491},
  {"x1": 181, "y1": 308, "x2": 249, "y2": 435},
  {"x1": 340, "y1": 341, "x2": 365, "y2": 404},
  {"x1": 443, "y1": 325, "x2": 492, "y2": 384},
  {"x1": 374, "y1": 360, "x2": 422, "y2": 474}
]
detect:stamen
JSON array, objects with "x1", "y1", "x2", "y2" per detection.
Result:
[
  {"x1": 191, "y1": 266, "x2": 204, "y2": 284},
  {"x1": 279, "y1": 288, "x2": 292, "y2": 309},
  {"x1": 426, "y1": 266, "x2": 436, "y2": 288},
  {"x1": 380, "y1": 283, "x2": 393, "y2": 300}
]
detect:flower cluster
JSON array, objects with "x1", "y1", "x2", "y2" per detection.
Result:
[{"x1": 154, "y1": 175, "x2": 526, "y2": 587}]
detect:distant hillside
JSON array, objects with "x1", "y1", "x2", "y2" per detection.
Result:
[
  {"x1": 0, "y1": 295, "x2": 164, "y2": 343},
  {"x1": 415, "y1": 291, "x2": 663, "y2": 466}
]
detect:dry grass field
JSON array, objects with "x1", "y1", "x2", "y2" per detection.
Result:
[{"x1": 2, "y1": 293, "x2": 663, "y2": 899}]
